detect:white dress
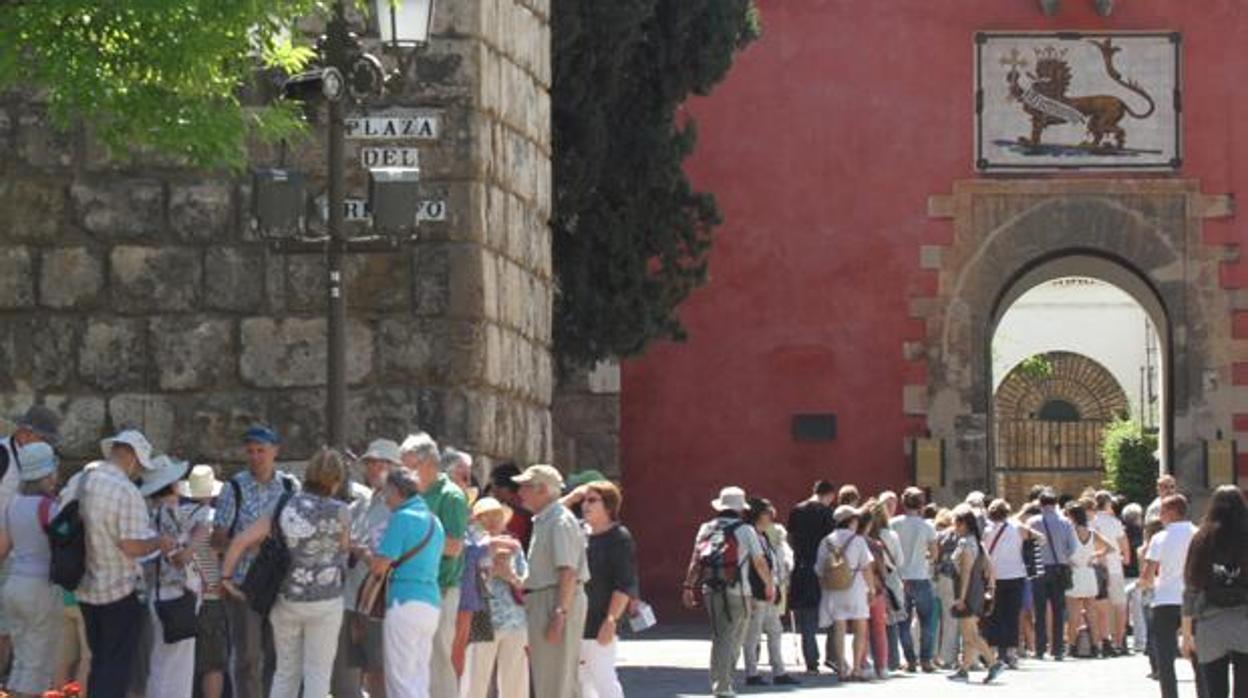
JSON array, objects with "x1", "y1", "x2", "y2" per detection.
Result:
[
  {"x1": 1066, "y1": 529, "x2": 1097, "y2": 598},
  {"x1": 816, "y1": 530, "x2": 874, "y2": 626}
]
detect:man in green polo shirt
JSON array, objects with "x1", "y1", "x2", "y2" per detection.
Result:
[{"x1": 401, "y1": 432, "x2": 469, "y2": 698}]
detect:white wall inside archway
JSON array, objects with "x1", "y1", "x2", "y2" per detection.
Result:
[{"x1": 993, "y1": 277, "x2": 1160, "y2": 426}]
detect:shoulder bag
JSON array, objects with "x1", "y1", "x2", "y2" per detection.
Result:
[
  {"x1": 355, "y1": 516, "x2": 437, "y2": 621},
  {"x1": 1041, "y1": 516, "x2": 1074, "y2": 591},
  {"x1": 154, "y1": 508, "x2": 199, "y2": 643},
  {"x1": 240, "y1": 492, "x2": 294, "y2": 616}
]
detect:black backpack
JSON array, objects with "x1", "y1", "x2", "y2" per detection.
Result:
[
  {"x1": 239, "y1": 492, "x2": 294, "y2": 616},
  {"x1": 48, "y1": 471, "x2": 91, "y2": 590}
]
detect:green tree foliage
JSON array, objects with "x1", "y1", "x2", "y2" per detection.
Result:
[
  {"x1": 0, "y1": 1, "x2": 323, "y2": 169},
  {"x1": 1101, "y1": 417, "x2": 1159, "y2": 505},
  {"x1": 551, "y1": 0, "x2": 760, "y2": 368},
  {"x1": 1017, "y1": 354, "x2": 1055, "y2": 381}
]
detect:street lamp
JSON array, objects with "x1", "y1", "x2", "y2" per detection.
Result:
[
  {"x1": 253, "y1": 0, "x2": 435, "y2": 453},
  {"x1": 374, "y1": 0, "x2": 436, "y2": 48}
]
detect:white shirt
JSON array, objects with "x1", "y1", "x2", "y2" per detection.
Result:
[
  {"x1": 984, "y1": 520, "x2": 1027, "y2": 580},
  {"x1": 1091, "y1": 511, "x2": 1126, "y2": 576},
  {"x1": 891, "y1": 514, "x2": 937, "y2": 581},
  {"x1": 1145, "y1": 521, "x2": 1198, "y2": 607}
]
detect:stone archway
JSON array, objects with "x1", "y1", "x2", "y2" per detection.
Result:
[
  {"x1": 908, "y1": 179, "x2": 1236, "y2": 501},
  {"x1": 994, "y1": 351, "x2": 1130, "y2": 502}
]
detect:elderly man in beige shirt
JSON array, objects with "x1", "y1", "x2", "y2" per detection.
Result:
[{"x1": 513, "y1": 465, "x2": 589, "y2": 698}]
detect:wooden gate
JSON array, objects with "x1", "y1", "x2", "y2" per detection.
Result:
[{"x1": 993, "y1": 351, "x2": 1129, "y2": 502}]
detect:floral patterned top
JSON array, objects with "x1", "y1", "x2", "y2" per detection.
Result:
[{"x1": 278, "y1": 493, "x2": 349, "y2": 602}]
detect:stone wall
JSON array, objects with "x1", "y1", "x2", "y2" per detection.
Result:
[
  {"x1": 552, "y1": 362, "x2": 621, "y2": 478},
  {"x1": 0, "y1": 0, "x2": 553, "y2": 473}
]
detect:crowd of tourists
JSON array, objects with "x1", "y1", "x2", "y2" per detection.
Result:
[
  {"x1": 0, "y1": 405, "x2": 639, "y2": 698},
  {"x1": 684, "y1": 476, "x2": 1248, "y2": 698}
]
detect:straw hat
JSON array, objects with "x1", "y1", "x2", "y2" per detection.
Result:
[{"x1": 177, "y1": 465, "x2": 223, "y2": 499}]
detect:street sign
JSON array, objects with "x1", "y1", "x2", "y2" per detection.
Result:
[
  {"x1": 330, "y1": 197, "x2": 447, "y2": 222},
  {"x1": 361, "y1": 147, "x2": 420, "y2": 169},
  {"x1": 344, "y1": 112, "x2": 439, "y2": 140}
]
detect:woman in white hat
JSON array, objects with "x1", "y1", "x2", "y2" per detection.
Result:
[
  {"x1": 0, "y1": 442, "x2": 62, "y2": 698},
  {"x1": 140, "y1": 456, "x2": 199, "y2": 698},
  {"x1": 817, "y1": 504, "x2": 876, "y2": 682},
  {"x1": 179, "y1": 465, "x2": 226, "y2": 698},
  {"x1": 461, "y1": 496, "x2": 529, "y2": 698}
]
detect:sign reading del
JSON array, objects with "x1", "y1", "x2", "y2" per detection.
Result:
[{"x1": 361, "y1": 147, "x2": 419, "y2": 168}]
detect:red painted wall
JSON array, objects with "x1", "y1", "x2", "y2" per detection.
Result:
[{"x1": 620, "y1": 0, "x2": 1248, "y2": 618}]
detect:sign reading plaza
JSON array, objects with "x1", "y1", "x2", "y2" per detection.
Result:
[{"x1": 344, "y1": 112, "x2": 440, "y2": 140}]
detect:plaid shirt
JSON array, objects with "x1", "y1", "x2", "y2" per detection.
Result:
[{"x1": 78, "y1": 463, "x2": 155, "y2": 605}]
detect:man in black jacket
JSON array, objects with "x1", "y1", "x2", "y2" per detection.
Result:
[{"x1": 786, "y1": 480, "x2": 837, "y2": 675}]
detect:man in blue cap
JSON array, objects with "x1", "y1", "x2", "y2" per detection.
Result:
[{"x1": 212, "y1": 425, "x2": 300, "y2": 698}]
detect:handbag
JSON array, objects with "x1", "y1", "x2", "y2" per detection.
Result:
[
  {"x1": 240, "y1": 492, "x2": 294, "y2": 616},
  {"x1": 355, "y1": 517, "x2": 437, "y2": 621},
  {"x1": 154, "y1": 577, "x2": 199, "y2": 643},
  {"x1": 1041, "y1": 516, "x2": 1074, "y2": 591},
  {"x1": 467, "y1": 555, "x2": 496, "y2": 643},
  {"x1": 1094, "y1": 562, "x2": 1109, "y2": 600}
]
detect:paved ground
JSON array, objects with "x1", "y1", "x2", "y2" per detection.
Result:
[{"x1": 615, "y1": 627, "x2": 1197, "y2": 697}]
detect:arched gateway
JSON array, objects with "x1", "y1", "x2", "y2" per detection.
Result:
[{"x1": 909, "y1": 179, "x2": 1236, "y2": 503}]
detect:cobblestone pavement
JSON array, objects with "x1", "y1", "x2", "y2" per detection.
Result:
[{"x1": 616, "y1": 627, "x2": 1198, "y2": 697}]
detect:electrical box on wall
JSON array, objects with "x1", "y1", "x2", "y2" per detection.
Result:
[{"x1": 792, "y1": 414, "x2": 837, "y2": 442}]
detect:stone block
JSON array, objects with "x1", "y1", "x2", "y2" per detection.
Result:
[
  {"x1": 151, "y1": 316, "x2": 235, "y2": 390},
  {"x1": 377, "y1": 318, "x2": 436, "y2": 382},
  {"x1": 345, "y1": 388, "x2": 426, "y2": 450},
  {"x1": 239, "y1": 317, "x2": 372, "y2": 388},
  {"x1": 72, "y1": 179, "x2": 164, "y2": 239},
  {"x1": 108, "y1": 394, "x2": 176, "y2": 454},
  {"x1": 79, "y1": 318, "x2": 147, "y2": 391},
  {"x1": 265, "y1": 389, "x2": 325, "y2": 459},
  {"x1": 0, "y1": 108, "x2": 11, "y2": 157},
  {"x1": 346, "y1": 255, "x2": 409, "y2": 312},
  {"x1": 0, "y1": 247, "x2": 34, "y2": 309},
  {"x1": 110, "y1": 246, "x2": 201, "y2": 312},
  {"x1": 0, "y1": 179, "x2": 66, "y2": 242},
  {"x1": 12, "y1": 316, "x2": 81, "y2": 391},
  {"x1": 17, "y1": 107, "x2": 75, "y2": 168},
  {"x1": 178, "y1": 392, "x2": 267, "y2": 462},
  {"x1": 40, "y1": 247, "x2": 105, "y2": 309},
  {"x1": 282, "y1": 256, "x2": 325, "y2": 313},
  {"x1": 43, "y1": 395, "x2": 107, "y2": 460},
  {"x1": 204, "y1": 247, "x2": 265, "y2": 312},
  {"x1": 412, "y1": 244, "x2": 451, "y2": 316},
  {"x1": 170, "y1": 181, "x2": 234, "y2": 241}
]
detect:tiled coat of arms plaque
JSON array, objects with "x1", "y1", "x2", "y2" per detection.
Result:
[{"x1": 975, "y1": 32, "x2": 1181, "y2": 171}]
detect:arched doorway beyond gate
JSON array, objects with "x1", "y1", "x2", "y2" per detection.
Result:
[
  {"x1": 908, "y1": 179, "x2": 1236, "y2": 502},
  {"x1": 994, "y1": 351, "x2": 1130, "y2": 503}
]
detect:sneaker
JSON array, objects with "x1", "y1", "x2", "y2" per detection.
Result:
[
  {"x1": 744, "y1": 676, "x2": 768, "y2": 686},
  {"x1": 773, "y1": 675, "x2": 801, "y2": 686},
  {"x1": 905, "y1": 663, "x2": 918, "y2": 673},
  {"x1": 947, "y1": 669, "x2": 969, "y2": 682},
  {"x1": 921, "y1": 661, "x2": 936, "y2": 673},
  {"x1": 1102, "y1": 641, "x2": 1118, "y2": 657},
  {"x1": 1007, "y1": 656, "x2": 1020, "y2": 670},
  {"x1": 984, "y1": 662, "x2": 1005, "y2": 684}
]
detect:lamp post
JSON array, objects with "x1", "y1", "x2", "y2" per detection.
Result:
[{"x1": 255, "y1": 0, "x2": 435, "y2": 452}]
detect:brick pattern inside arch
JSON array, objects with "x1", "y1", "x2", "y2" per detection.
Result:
[{"x1": 995, "y1": 351, "x2": 1130, "y2": 423}]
